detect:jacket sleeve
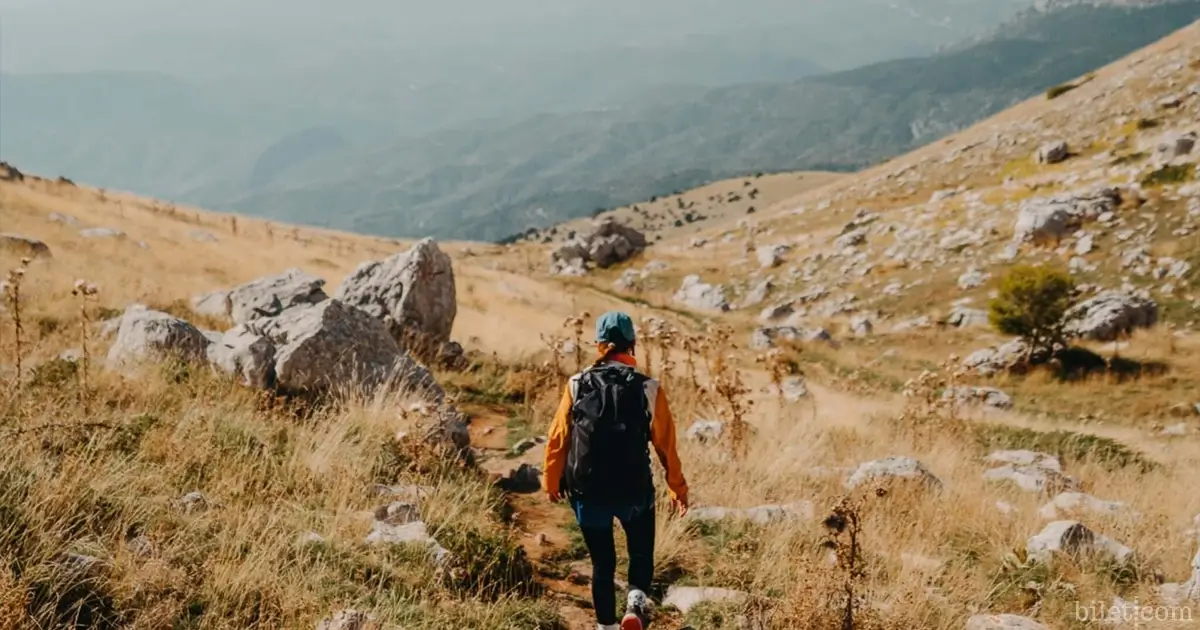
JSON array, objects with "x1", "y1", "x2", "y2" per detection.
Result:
[
  {"x1": 649, "y1": 385, "x2": 688, "y2": 503},
  {"x1": 542, "y1": 383, "x2": 573, "y2": 495}
]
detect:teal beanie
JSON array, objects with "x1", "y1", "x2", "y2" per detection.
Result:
[{"x1": 595, "y1": 311, "x2": 636, "y2": 344}]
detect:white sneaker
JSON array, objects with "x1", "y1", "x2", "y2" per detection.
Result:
[
  {"x1": 621, "y1": 590, "x2": 650, "y2": 630},
  {"x1": 599, "y1": 624, "x2": 619, "y2": 630}
]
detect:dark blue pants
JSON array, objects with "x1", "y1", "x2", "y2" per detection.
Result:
[{"x1": 571, "y1": 496, "x2": 656, "y2": 625}]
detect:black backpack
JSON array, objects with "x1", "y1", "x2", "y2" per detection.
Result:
[{"x1": 563, "y1": 364, "x2": 654, "y2": 506}]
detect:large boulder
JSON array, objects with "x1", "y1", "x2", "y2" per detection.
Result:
[
  {"x1": 334, "y1": 238, "x2": 457, "y2": 350},
  {"x1": 225, "y1": 269, "x2": 328, "y2": 325},
  {"x1": 190, "y1": 290, "x2": 230, "y2": 318},
  {"x1": 258, "y1": 300, "x2": 437, "y2": 398},
  {"x1": 0, "y1": 233, "x2": 51, "y2": 259},
  {"x1": 1013, "y1": 187, "x2": 1120, "y2": 245},
  {"x1": 207, "y1": 325, "x2": 276, "y2": 389},
  {"x1": 1064, "y1": 290, "x2": 1158, "y2": 341},
  {"x1": 549, "y1": 218, "x2": 646, "y2": 274},
  {"x1": 106, "y1": 306, "x2": 211, "y2": 368},
  {"x1": 673, "y1": 275, "x2": 729, "y2": 312}
]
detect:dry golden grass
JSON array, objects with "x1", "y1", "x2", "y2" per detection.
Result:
[{"x1": 5, "y1": 17, "x2": 1200, "y2": 630}]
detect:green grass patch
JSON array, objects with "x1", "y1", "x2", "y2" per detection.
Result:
[
  {"x1": 972, "y1": 423, "x2": 1157, "y2": 473},
  {"x1": 1110, "y1": 152, "x2": 1148, "y2": 166},
  {"x1": 1140, "y1": 163, "x2": 1195, "y2": 188}
]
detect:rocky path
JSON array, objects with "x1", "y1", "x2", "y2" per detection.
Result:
[{"x1": 466, "y1": 408, "x2": 598, "y2": 629}]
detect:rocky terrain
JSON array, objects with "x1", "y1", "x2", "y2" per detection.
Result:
[{"x1": 6, "y1": 13, "x2": 1200, "y2": 630}]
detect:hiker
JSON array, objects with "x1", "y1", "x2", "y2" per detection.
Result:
[{"x1": 544, "y1": 311, "x2": 689, "y2": 630}]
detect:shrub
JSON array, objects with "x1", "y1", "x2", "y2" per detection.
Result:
[
  {"x1": 988, "y1": 265, "x2": 1077, "y2": 359},
  {"x1": 1045, "y1": 82, "x2": 1078, "y2": 99},
  {"x1": 1140, "y1": 163, "x2": 1195, "y2": 188}
]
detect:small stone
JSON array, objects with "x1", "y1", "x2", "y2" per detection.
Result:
[{"x1": 180, "y1": 491, "x2": 208, "y2": 514}]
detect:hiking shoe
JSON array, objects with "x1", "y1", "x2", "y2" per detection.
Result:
[{"x1": 621, "y1": 590, "x2": 650, "y2": 630}]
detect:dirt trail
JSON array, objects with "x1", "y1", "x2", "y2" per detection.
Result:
[{"x1": 465, "y1": 407, "x2": 597, "y2": 629}]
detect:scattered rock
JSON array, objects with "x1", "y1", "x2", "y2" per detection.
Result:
[
  {"x1": 225, "y1": 269, "x2": 328, "y2": 325},
  {"x1": 845, "y1": 456, "x2": 943, "y2": 491},
  {"x1": 1013, "y1": 187, "x2": 1120, "y2": 245},
  {"x1": 614, "y1": 269, "x2": 641, "y2": 291},
  {"x1": 686, "y1": 420, "x2": 724, "y2": 444},
  {"x1": 106, "y1": 306, "x2": 211, "y2": 369},
  {"x1": 946, "y1": 306, "x2": 989, "y2": 328},
  {"x1": 850, "y1": 315, "x2": 874, "y2": 337},
  {"x1": 985, "y1": 450, "x2": 1062, "y2": 472},
  {"x1": 316, "y1": 610, "x2": 376, "y2": 630},
  {"x1": 190, "y1": 290, "x2": 230, "y2": 318},
  {"x1": 1038, "y1": 492, "x2": 1131, "y2": 520},
  {"x1": 179, "y1": 491, "x2": 208, "y2": 514},
  {"x1": 963, "y1": 339, "x2": 1033, "y2": 376},
  {"x1": 688, "y1": 502, "x2": 815, "y2": 525},
  {"x1": 1075, "y1": 233, "x2": 1095, "y2": 255},
  {"x1": 834, "y1": 228, "x2": 868, "y2": 250},
  {"x1": 757, "y1": 244, "x2": 790, "y2": 269},
  {"x1": 1159, "y1": 131, "x2": 1197, "y2": 158},
  {"x1": 957, "y1": 268, "x2": 989, "y2": 290},
  {"x1": 1064, "y1": 290, "x2": 1158, "y2": 341},
  {"x1": 0, "y1": 161, "x2": 24, "y2": 181},
  {"x1": 48, "y1": 212, "x2": 79, "y2": 225},
  {"x1": 942, "y1": 386, "x2": 1013, "y2": 411},
  {"x1": 673, "y1": 275, "x2": 729, "y2": 312},
  {"x1": 364, "y1": 506, "x2": 451, "y2": 565},
  {"x1": 550, "y1": 218, "x2": 647, "y2": 274},
  {"x1": 1026, "y1": 520, "x2": 1134, "y2": 564},
  {"x1": 335, "y1": 238, "x2": 457, "y2": 350},
  {"x1": 662, "y1": 586, "x2": 747, "y2": 615},
  {"x1": 965, "y1": 614, "x2": 1049, "y2": 630},
  {"x1": 189, "y1": 230, "x2": 219, "y2": 243},
  {"x1": 770, "y1": 376, "x2": 808, "y2": 402},
  {"x1": 497, "y1": 464, "x2": 542, "y2": 493},
  {"x1": 437, "y1": 341, "x2": 468, "y2": 371},
  {"x1": 984, "y1": 464, "x2": 1079, "y2": 495},
  {"x1": 1034, "y1": 140, "x2": 1069, "y2": 165},
  {"x1": 0, "y1": 233, "x2": 51, "y2": 259},
  {"x1": 79, "y1": 227, "x2": 126, "y2": 239}
]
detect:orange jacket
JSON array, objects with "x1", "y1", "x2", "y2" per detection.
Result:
[{"x1": 543, "y1": 353, "x2": 688, "y2": 503}]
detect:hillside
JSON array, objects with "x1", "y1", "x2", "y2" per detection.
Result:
[
  {"x1": 187, "y1": 1, "x2": 1200, "y2": 241},
  {"x1": 4, "y1": 10, "x2": 1200, "y2": 630}
]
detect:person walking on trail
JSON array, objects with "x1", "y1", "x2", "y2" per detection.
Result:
[{"x1": 543, "y1": 311, "x2": 689, "y2": 630}]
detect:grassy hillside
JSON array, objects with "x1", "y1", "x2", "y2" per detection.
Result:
[
  {"x1": 6, "y1": 13, "x2": 1200, "y2": 628},
  {"x1": 198, "y1": 2, "x2": 1200, "y2": 241}
]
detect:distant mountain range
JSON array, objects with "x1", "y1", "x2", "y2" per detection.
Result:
[
  {"x1": 202, "y1": 1, "x2": 1200, "y2": 241},
  {"x1": 3, "y1": 0, "x2": 1200, "y2": 241}
]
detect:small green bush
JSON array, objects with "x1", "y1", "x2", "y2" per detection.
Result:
[
  {"x1": 1045, "y1": 82, "x2": 1078, "y2": 99},
  {"x1": 1140, "y1": 163, "x2": 1195, "y2": 188},
  {"x1": 988, "y1": 265, "x2": 1077, "y2": 359},
  {"x1": 1136, "y1": 118, "x2": 1161, "y2": 130}
]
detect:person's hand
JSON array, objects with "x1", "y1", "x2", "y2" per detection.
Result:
[
  {"x1": 547, "y1": 490, "x2": 563, "y2": 503},
  {"x1": 671, "y1": 495, "x2": 689, "y2": 518}
]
